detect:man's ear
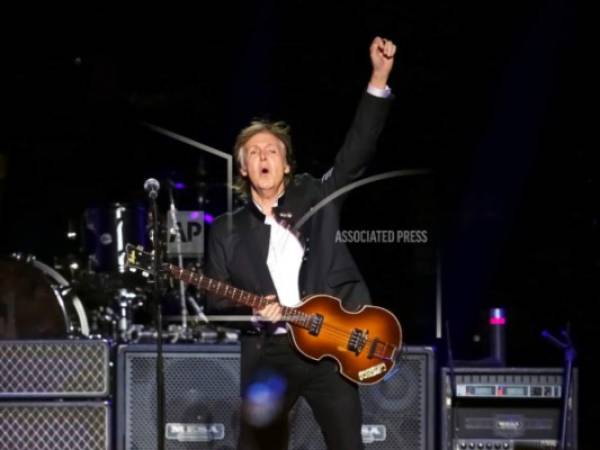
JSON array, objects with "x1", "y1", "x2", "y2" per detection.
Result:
[
  {"x1": 284, "y1": 164, "x2": 290, "y2": 174},
  {"x1": 240, "y1": 168, "x2": 248, "y2": 177}
]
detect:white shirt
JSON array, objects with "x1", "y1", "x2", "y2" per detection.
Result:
[
  {"x1": 265, "y1": 214, "x2": 304, "y2": 307},
  {"x1": 252, "y1": 197, "x2": 304, "y2": 334}
]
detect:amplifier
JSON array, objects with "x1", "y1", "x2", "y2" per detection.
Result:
[
  {"x1": 0, "y1": 340, "x2": 110, "y2": 398},
  {"x1": 0, "y1": 401, "x2": 111, "y2": 450},
  {"x1": 116, "y1": 344, "x2": 242, "y2": 450},
  {"x1": 290, "y1": 345, "x2": 436, "y2": 450},
  {"x1": 441, "y1": 367, "x2": 578, "y2": 450},
  {"x1": 117, "y1": 344, "x2": 435, "y2": 450}
]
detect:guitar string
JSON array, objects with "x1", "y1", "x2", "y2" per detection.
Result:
[
  {"x1": 315, "y1": 327, "x2": 396, "y2": 357},
  {"x1": 283, "y1": 313, "x2": 397, "y2": 352},
  {"x1": 308, "y1": 321, "x2": 398, "y2": 352},
  {"x1": 276, "y1": 298, "x2": 398, "y2": 350},
  {"x1": 289, "y1": 323, "x2": 397, "y2": 360},
  {"x1": 301, "y1": 328, "x2": 392, "y2": 361}
]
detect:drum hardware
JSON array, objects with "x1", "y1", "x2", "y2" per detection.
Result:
[
  {"x1": 57, "y1": 286, "x2": 90, "y2": 336},
  {"x1": 186, "y1": 294, "x2": 209, "y2": 323},
  {"x1": 123, "y1": 325, "x2": 193, "y2": 344},
  {"x1": 89, "y1": 306, "x2": 118, "y2": 341},
  {"x1": 83, "y1": 203, "x2": 148, "y2": 274},
  {"x1": 87, "y1": 287, "x2": 147, "y2": 342},
  {"x1": 161, "y1": 314, "x2": 241, "y2": 344},
  {"x1": 115, "y1": 288, "x2": 145, "y2": 342},
  {"x1": 166, "y1": 324, "x2": 198, "y2": 343},
  {"x1": 123, "y1": 323, "x2": 234, "y2": 345},
  {"x1": 0, "y1": 255, "x2": 89, "y2": 339},
  {"x1": 218, "y1": 327, "x2": 241, "y2": 344}
]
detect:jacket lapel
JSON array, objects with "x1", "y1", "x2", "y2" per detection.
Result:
[{"x1": 240, "y1": 202, "x2": 275, "y2": 295}]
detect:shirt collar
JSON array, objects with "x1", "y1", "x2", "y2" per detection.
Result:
[{"x1": 252, "y1": 190, "x2": 285, "y2": 219}]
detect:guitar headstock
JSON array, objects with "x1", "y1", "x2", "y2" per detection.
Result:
[{"x1": 125, "y1": 244, "x2": 155, "y2": 276}]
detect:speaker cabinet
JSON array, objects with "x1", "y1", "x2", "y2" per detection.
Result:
[
  {"x1": 117, "y1": 344, "x2": 435, "y2": 450},
  {"x1": 289, "y1": 345, "x2": 435, "y2": 450},
  {"x1": 0, "y1": 340, "x2": 111, "y2": 450},
  {"x1": 117, "y1": 344, "x2": 241, "y2": 450},
  {"x1": 0, "y1": 401, "x2": 111, "y2": 450},
  {"x1": 0, "y1": 340, "x2": 110, "y2": 398}
]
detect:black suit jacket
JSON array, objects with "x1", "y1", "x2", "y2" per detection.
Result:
[{"x1": 205, "y1": 91, "x2": 392, "y2": 385}]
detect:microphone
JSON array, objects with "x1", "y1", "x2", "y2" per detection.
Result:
[{"x1": 144, "y1": 178, "x2": 160, "y2": 199}]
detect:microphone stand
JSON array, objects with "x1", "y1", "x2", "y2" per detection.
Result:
[
  {"x1": 166, "y1": 181, "x2": 189, "y2": 333},
  {"x1": 542, "y1": 327, "x2": 576, "y2": 450},
  {"x1": 146, "y1": 181, "x2": 166, "y2": 450},
  {"x1": 445, "y1": 321, "x2": 458, "y2": 450}
]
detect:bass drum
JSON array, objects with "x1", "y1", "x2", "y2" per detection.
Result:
[{"x1": 0, "y1": 255, "x2": 89, "y2": 339}]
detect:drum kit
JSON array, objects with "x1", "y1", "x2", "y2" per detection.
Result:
[{"x1": 0, "y1": 201, "x2": 234, "y2": 343}]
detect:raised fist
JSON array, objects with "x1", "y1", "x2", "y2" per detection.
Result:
[{"x1": 369, "y1": 36, "x2": 396, "y2": 89}]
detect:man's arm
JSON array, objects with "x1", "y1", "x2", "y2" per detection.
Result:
[{"x1": 320, "y1": 37, "x2": 396, "y2": 198}]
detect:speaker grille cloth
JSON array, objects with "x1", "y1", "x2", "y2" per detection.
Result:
[
  {"x1": 289, "y1": 350, "x2": 431, "y2": 450},
  {"x1": 125, "y1": 351, "x2": 241, "y2": 450},
  {"x1": 0, "y1": 402, "x2": 110, "y2": 450},
  {"x1": 0, "y1": 340, "x2": 109, "y2": 397}
]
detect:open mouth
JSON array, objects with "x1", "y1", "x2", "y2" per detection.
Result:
[{"x1": 260, "y1": 167, "x2": 270, "y2": 174}]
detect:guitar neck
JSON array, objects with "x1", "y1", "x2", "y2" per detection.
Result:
[{"x1": 164, "y1": 264, "x2": 309, "y2": 325}]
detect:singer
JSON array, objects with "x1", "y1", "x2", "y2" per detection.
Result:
[{"x1": 206, "y1": 37, "x2": 396, "y2": 450}]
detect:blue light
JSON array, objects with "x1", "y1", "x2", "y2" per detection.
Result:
[{"x1": 243, "y1": 372, "x2": 287, "y2": 427}]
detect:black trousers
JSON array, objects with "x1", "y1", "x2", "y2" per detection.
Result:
[{"x1": 238, "y1": 334, "x2": 364, "y2": 450}]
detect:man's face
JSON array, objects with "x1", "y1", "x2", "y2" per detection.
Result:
[{"x1": 241, "y1": 131, "x2": 290, "y2": 195}]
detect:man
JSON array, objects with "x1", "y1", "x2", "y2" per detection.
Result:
[{"x1": 206, "y1": 36, "x2": 396, "y2": 450}]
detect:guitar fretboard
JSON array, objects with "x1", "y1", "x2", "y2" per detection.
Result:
[{"x1": 165, "y1": 264, "x2": 312, "y2": 327}]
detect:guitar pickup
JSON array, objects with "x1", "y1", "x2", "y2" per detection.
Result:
[
  {"x1": 309, "y1": 314, "x2": 324, "y2": 336},
  {"x1": 347, "y1": 328, "x2": 368, "y2": 355},
  {"x1": 367, "y1": 338, "x2": 381, "y2": 359}
]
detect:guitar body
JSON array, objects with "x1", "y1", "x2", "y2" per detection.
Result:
[{"x1": 287, "y1": 295, "x2": 402, "y2": 385}]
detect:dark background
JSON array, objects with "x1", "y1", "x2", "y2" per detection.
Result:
[{"x1": 0, "y1": 1, "x2": 595, "y2": 445}]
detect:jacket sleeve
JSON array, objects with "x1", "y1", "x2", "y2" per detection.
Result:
[{"x1": 319, "y1": 92, "x2": 393, "y2": 199}]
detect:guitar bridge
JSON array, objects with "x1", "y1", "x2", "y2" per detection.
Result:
[
  {"x1": 347, "y1": 329, "x2": 368, "y2": 355},
  {"x1": 309, "y1": 314, "x2": 324, "y2": 336}
]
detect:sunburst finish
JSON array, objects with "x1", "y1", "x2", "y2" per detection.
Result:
[{"x1": 288, "y1": 295, "x2": 402, "y2": 384}]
